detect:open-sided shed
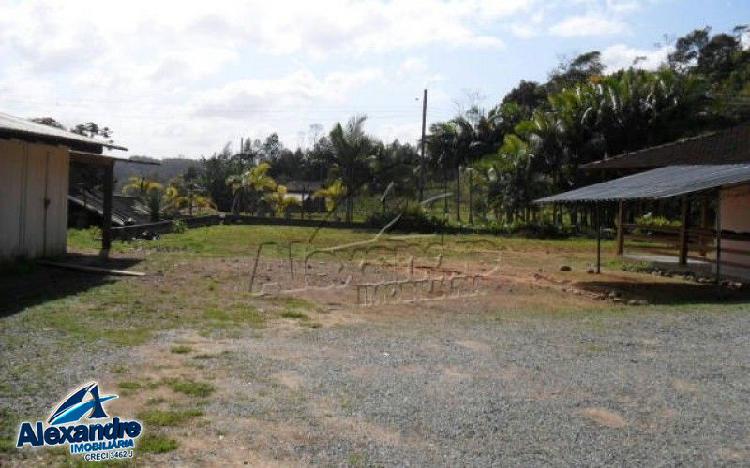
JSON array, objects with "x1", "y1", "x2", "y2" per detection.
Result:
[{"x1": 536, "y1": 164, "x2": 750, "y2": 281}]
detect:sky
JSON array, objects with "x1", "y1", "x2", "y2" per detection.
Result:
[{"x1": 0, "y1": 0, "x2": 747, "y2": 158}]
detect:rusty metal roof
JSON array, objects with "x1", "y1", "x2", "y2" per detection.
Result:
[
  {"x1": 0, "y1": 111, "x2": 127, "y2": 152},
  {"x1": 582, "y1": 122, "x2": 750, "y2": 170},
  {"x1": 535, "y1": 164, "x2": 750, "y2": 203}
]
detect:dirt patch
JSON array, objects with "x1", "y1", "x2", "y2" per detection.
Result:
[
  {"x1": 456, "y1": 339, "x2": 492, "y2": 354},
  {"x1": 579, "y1": 407, "x2": 628, "y2": 428},
  {"x1": 273, "y1": 371, "x2": 305, "y2": 390}
]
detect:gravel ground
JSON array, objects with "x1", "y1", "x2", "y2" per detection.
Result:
[{"x1": 213, "y1": 300, "x2": 750, "y2": 466}]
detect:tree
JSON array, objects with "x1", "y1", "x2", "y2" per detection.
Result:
[
  {"x1": 326, "y1": 115, "x2": 375, "y2": 223},
  {"x1": 30, "y1": 117, "x2": 66, "y2": 129},
  {"x1": 314, "y1": 179, "x2": 347, "y2": 217},
  {"x1": 226, "y1": 162, "x2": 277, "y2": 215},
  {"x1": 71, "y1": 122, "x2": 113, "y2": 141},
  {"x1": 164, "y1": 176, "x2": 216, "y2": 216},
  {"x1": 265, "y1": 185, "x2": 300, "y2": 218}
]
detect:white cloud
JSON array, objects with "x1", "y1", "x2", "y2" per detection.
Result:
[
  {"x1": 550, "y1": 14, "x2": 627, "y2": 37},
  {"x1": 193, "y1": 68, "x2": 384, "y2": 119},
  {"x1": 601, "y1": 43, "x2": 671, "y2": 71},
  {"x1": 0, "y1": 0, "x2": 679, "y2": 157}
]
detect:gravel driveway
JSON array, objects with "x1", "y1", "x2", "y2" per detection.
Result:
[{"x1": 213, "y1": 299, "x2": 750, "y2": 466}]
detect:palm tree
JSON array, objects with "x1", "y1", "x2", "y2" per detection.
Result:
[
  {"x1": 164, "y1": 183, "x2": 216, "y2": 216},
  {"x1": 327, "y1": 115, "x2": 375, "y2": 223},
  {"x1": 226, "y1": 162, "x2": 277, "y2": 215},
  {"x1": 265, "y1": 185, "x2": 300, "y2": 218},
  {"x1": 314, "y1": 179, "x2": 347, "y2": 218}
]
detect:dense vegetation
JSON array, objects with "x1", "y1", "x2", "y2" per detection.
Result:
[{"x1": 74, "y1": 25, "x2": 750, "y2": 229}]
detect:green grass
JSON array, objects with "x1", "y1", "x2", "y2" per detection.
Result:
[
  {"x1": 67, "y1": 225, "x2": 607, "y2": 259},
  {"x1": 165, "y1": 378, "x2": 215, "y2": 398},
  {"x1": 170, "y1": 345, "x2": 193, "y2": 354},
  {"x1": 201, "y1": 306, "x2": 264, "y2": 330},
  {"x1": 138, "y1": 434, "x2": 178, "y2": 454},
  {"x1": 116, "y1": 380, "x2": 143, "y2": 396},
  {"x1": 280, "y1": 310, "x2": 309, "y2": 320},
  {"x1": 137, "y1": 409, "x2": 203, "y2": 427},
  {"x1": 0, "y1": 408, "x2": 16, "y2": 453}
]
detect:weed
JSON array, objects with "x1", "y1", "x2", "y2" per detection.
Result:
[
  {"x1": 170, "y1": 345, "x2": 193, "y2": 354},
  {"x1": 165, "y1": 378, "x2": 215, "y2": 398},
  {"x1": 138, "y1": 434, "x2": 178, "y2": 453},
  {"x1": 137, "y1": 409, "x2": 203, "y2": 427},
  {"x1": 280, "y1": 310, "x2": 309, "y2": 320}
]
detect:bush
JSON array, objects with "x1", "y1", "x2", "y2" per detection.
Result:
[
  {"x1": 366, "y1": 205, "x2": 445, "y2": 233},
  {"x1": 483, "y1": 220, "x2": 571, "y2": 239},
  {"x1": 635, "y1": 213, "x2": 681, "y2": 228},
  {"x1": 171, "y1": 219, "x2": 188, "y2": 234}
]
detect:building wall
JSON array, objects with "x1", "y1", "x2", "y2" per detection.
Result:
[
  {"x1": 720, "y1": 184, "x2": 750, "y2": 268},
  {"x1": 0, "y1": 139, "x2": 69, "y2": 260}
]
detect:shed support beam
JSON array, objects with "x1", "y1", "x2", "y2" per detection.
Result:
[
  {"x1": 715, "y1": 190, "x2": 722, "y2": 285},
  {"x1": 679, "y1": 196, "x2": 690, "y2": 266},
  {"x1": 100, "y1": 161, "x2": 114, "y2": 258},
  {"x1": 595, "y1": 203, "x2": 601, "y2": 274},
  {"x1": 616, "y1": 201, "x2": 625, "y2": 256},
  {"x1": 699, "y1": 197, "x2": 709, "y2": 256}
]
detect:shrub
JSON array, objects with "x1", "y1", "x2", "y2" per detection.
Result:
[
  {"x1": 138, "y1": 434, "x2": 178, "y2": 453},
  {"x1": 366, "y1": 205, "x2": 445, "y2": 233},
  {"x1": 484, "y1": 220, "x2": 571, "y2": 239},
  {"x1": 172, "y1": 219, "x2": 188, "y2": 234},
  {"x1": 635, "y1": 213, "x2": 681, "y2": 228}
]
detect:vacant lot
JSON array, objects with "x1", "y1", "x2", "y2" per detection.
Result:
[{"x1": 1, "y1": 225, "x2": 748, "y2": 466}]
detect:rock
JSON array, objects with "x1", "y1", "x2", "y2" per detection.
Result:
[
  {"x1": 560, "y1": 265, "x2": 572, "y2": 272},
  {"x1": 608, "y1": 290, "x2": 621, "y2": 299}
]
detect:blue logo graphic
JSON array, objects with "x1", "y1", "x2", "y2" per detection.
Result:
[
  {"x1": 16, "y1": 381, "x2": 142, "y2": 463},
  {"x1": 49, "y1": 383, "x2": 118, "y2": 425}
]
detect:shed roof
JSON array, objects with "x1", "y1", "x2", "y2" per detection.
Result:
[
  {"x1": 581, "y1": 122, "x2": 750, "y2": 170},
  {"x1": 535, "y1": 164, "x2": 750, "y2": 203},
  {"x1": 0, "y1": 112, "x2": 127, "y2": 153}
]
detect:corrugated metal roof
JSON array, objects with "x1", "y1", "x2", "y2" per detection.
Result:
[
  {"x1": 581, "y1": 122, "x2": 750, "y2": 170},
  {"x1": 0, "y1": 112, "x2": 127, "y2": 151},
  {"x1": 535, "y1": 164, "x2": 750, "y2": 203}
]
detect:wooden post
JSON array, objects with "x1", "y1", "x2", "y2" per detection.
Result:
[
  {"x1": 715, "y1": 190, "x2": 722, "y2": 285},
  {"x1": 595, "y1": 203, "x2": 601, "y2": 274},
  {"x1": 679, "y1": 196, "x2": 689, "y2": 266},
  {"x1": 616, "y1": 200, "x2": 625, "y2": 256},
  {"x1": 699, "y1": 197, "x2": 708, "y2": 256},
  {"x1": 100, "y1": 161, "x2": 114, "y2": 258}
]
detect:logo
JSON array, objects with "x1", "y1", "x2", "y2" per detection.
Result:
[{"x1": 16, "y1": 382, "x2": 143, "y2": 463}]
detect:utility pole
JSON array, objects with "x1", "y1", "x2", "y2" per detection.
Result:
[{"x1": 419, "y1": 89, "x2": 427, "y2": 202}]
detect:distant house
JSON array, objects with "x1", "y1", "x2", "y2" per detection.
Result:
[
  {"x1": 0, "y1": 112, "x2": 127, "y2": 260},
  {"x1": 283, "y1": 180, "x2": 326, "y2": 213}
]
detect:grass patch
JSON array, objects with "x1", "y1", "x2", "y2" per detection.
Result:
[
  {"x1": 137, "y1": 409, "x2": 203, "y2": 427},
  {"x1": 170, "y1": 345, "x2": 193, "y2": 354},
  {"x1": 165, "y1": 378, "x2": 215, "y2": 398},
  {"x1": 138, "y1": 434, "x2": 178, "y2": 453},
  {"x1": 280, "y1": 310, "x2": 309, "y2": 320},
  {"x1": 0, "y1": 408, "x2": 17, "y2": 453},
  {"x1": 117, "y1": 380, "x2": 143, "y2": 395},
  {"x1": 202, "y1": 306, "x2": 264, "y2": 330}
]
